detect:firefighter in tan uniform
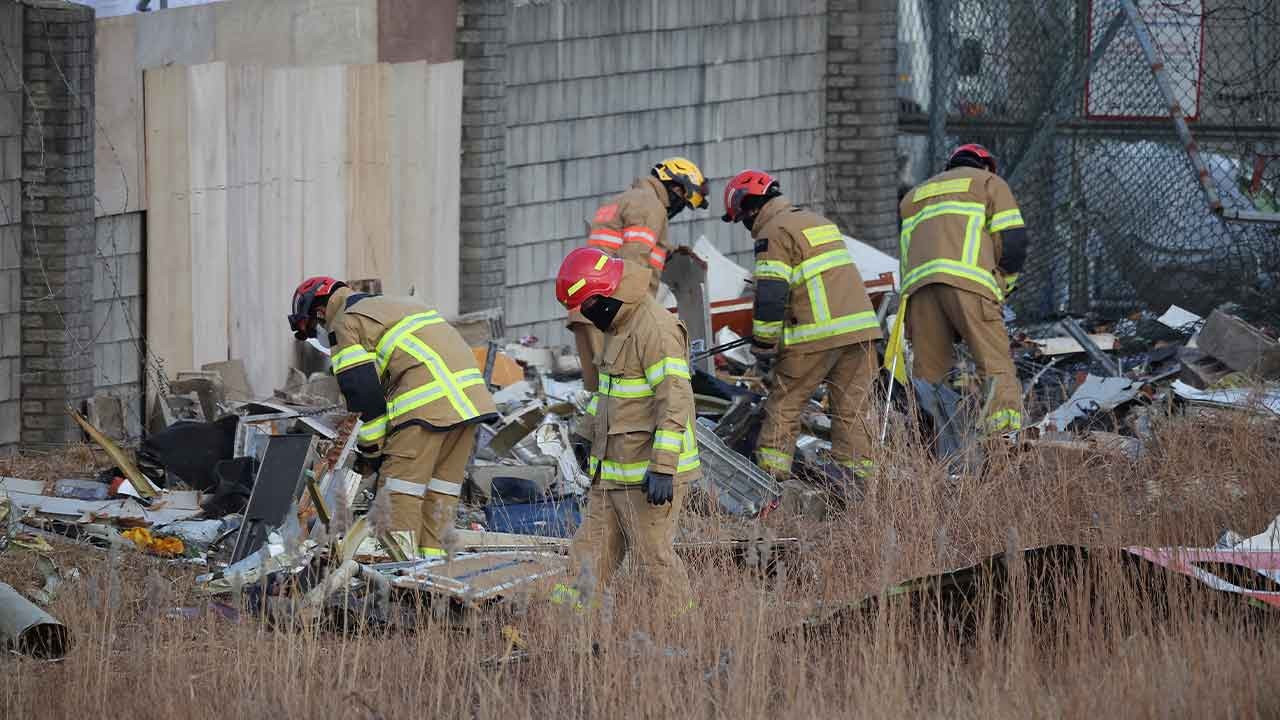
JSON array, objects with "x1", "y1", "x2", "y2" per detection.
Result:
[
  {"x1": 569, "y1": 157, "x2": 710, "y2": 392},
  {"x1": 722, "y1": 170, "x2": 884, "y2": 485},
  {"x1": 289, "y1": 277, "x2": 497, "y2": 558},
  {"x1": 552, "y1": 248, "x2": 700, "y2": 612},
  {"x1": 899, "y1": 144, "x2": 1029, "y2": 434}
]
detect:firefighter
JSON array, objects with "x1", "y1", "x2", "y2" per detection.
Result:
[
  {"x1": 898, "y1": 143, "x2": 1029, "y2": 434},
  {"x1": 569, "y1": 157, "x2": 710, "y2": 393},
  {"x1": 552, "y1": 247, "x2": 700, "y2": 611},
  {"x1": 721, "y1": 170, "x2": 884, "y2": 484},
  {"x1": 288, "y1": 277, "x2": 497, "y2": 558}
]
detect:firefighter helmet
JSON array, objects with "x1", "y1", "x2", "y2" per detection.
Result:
[
  {"x1": 948, "y1": 143, "x2": 998, "y2": 174},
  {"x1": 289, "y1": 275, "x2": 344, "y2": 340},
  {"x1": 555, "y1": 247, "x2": 624, "y2": 311},
  {"x1": 652, "y1": 157, "x2": 710, "y2": 210},
  {"x1": 721, "y1": 169, "x2": 780, "y2": 223}
]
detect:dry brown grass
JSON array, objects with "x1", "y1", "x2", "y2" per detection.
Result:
[{"x1": 2, "y1": 410, "x2": 1279, "y2": 719}]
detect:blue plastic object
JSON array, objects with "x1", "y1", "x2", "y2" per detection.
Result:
[{"x1": 484, "y1": 497, "x2": 582, "y2": 538}]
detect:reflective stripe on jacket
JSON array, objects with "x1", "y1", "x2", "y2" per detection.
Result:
[
  {"x1": 585, "y1": 176, "x2": 672, "y2": 293},
  {"x1": 750, "y1": 197, "x2": 883, "y2": 354},
  {"x1": 898, "y1": 166, "x2": 1026, "y2": 302},
  {"x1": 327, "y1": 288, "x2": 496, "y2": 447},
  {"x1": 588, "y1": 283, "x2": 700, "y2": 487}
]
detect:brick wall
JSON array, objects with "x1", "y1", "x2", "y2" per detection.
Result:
[
  {"x1": 0, "y1": 1, "x2": 22, "y2": 450},
  {"x1": 92, "y1": 211, "x2": 143, "y2": 440},
  {"x1": 456, "y1": 0, "x2": 507, "y2": 314},
  {"x1": 18, "y1": 0, "x2": 96, "y2": 447},
  {"x1": 825, "y1": 0, "x2": 899, "y2": 253}
]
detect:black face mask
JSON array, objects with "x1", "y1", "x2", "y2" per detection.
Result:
[
  {"x1": 742, "y1": 210, "x2": 758, "y2": 232},
  {"x1": 582, "y1": 296, "x2": 624, "y2": 332}
]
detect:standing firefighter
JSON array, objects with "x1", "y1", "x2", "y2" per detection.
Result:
[
  {"x1": 553, "y1": 247, "x2": 700, "y2": 611},
  {"x1": 898, "y1": 144, "x2": 1029, "y2": 434},
  {"x1": 288, "y1": 277, "x2": 497, "y2": 558},
  {"x1": 722, "y1": 170, "x2": 883, "y2": 485},
  {"x1": 569, "y1": 157, "x2": 710, "y2": 393}
]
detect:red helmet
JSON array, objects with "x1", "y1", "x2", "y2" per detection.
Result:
[
  {"x1": 289, "y1": 276, "x2": 344, "y2": 339},
  {"x1": 948, "y1": 143, "x2": 997, "y2": 174},
  {"x1": 722, "y1": 169, "x2": 779, "y2": 222},
  {"x1": 555, "y1": 247, "x2": 623, "y2": 311}
]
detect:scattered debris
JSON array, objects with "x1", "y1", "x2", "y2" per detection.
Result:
[{"x1": 0, "y1": 582, "x2": 70, "y2": 660}]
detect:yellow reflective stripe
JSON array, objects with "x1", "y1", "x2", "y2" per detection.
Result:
[
  {"x1": 644, "y1": 357, "x2": 691, "y2": 387},
  {"x1": 332, "y1": 345, "x2": 376, "y2": 373},
  {"x1": 567, "y1": 278, "x2": 587, "y2": 297},
  {"x1": 758, "y1": 447, "x2": 792, "y2": 472},
  {"x1": 791, "y1": 248, "x2": 853, "y2": 284},
  {"x1": 963, "y1": 212, "x2": 983, "y2": 266},
  {"x1": 653, "y1": 429, "x2": 683, "y2": 453},
  {"x1": 358, "y1": 415, "x2": 387, "y2": 443},
  {"x1": 988, "y1": 409, "x2": 1022, "y2": 432},
  {"x1": 899, "y1": 201, "x2": 989, "y2": 279},
  {"x1": 990, "y1": 209, "x2": 1025, "y2": 232},
  {"x1": 589, "y1": 456, "x2": 650, "y2": 484},
  {"x1": 808, "y1": 274, "x2": 830, "y2": 323},
  {"x1": 599, "y1": 375, "x2": 654, "y2": 399},
  {"x1": 913, "y1": 178, "x2": 972, "y2": 202},
  {"x1": 375, "y1": 311, "x2": 444, "y2": 374},
  {"x1": 677, "y1": 422, "x2": 700, "y2": 471},
  {"x1": 784, "y1": 310, "x2": 880, "y2": 345},
  {"x1": 753, "y1": 319, "x2": 782, "y2": 340},
  {"x1": 754, "y1": 259, "x2": 793, "y2": 282},
  {"x1": 387, "y1": 381, "x2": 447, "y2": 418},
  {"x1": 395, "y1": 335, "x2": 482, "y2": 418},
  {"x1": 585, "y1": 394, "x2": 598, "y2": 416},
  {"x1": 418, "y1": 547, "x2": 448, "y2": 558},
  {"x1": 902, "y1": 259, "x2": 1004, "y2": 301},
  {"x1": 800, "y1": 223, "x2": 843, "y2": 247}
]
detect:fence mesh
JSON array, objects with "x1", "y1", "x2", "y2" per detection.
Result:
[{"x1": 897, "y1": 0, "x2": 1280, "y2": 327}]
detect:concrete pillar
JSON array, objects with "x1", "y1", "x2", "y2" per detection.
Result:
[
  {"x1": 0, "y1": 1, "x2": 22, "y2": 450},
  {"x1": 457, "y1": 0, "x2": 507, "y2": 313},
  {"x1": 825, "y1": 0, "x2": 900, "y2": 253},
  {"x1": 18, "y1": 0, "x2": 95, "y2": 447}
]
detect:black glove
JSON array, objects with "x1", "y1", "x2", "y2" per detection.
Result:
[
  {"x1": 644, "y1": 470, "x2": 674, "y2": 506},
  {"x1": 353, "y1": 445, "x2": 383, "y2": 476}
]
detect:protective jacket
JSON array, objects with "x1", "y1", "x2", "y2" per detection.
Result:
[
  {"x1": 751, "y1": 197, "x2": 882, "y2": 354},
  {"x1": 586, "y1": 176, "x2": 672, "y2": 294},
  {"x1": 325, "y1": 287, "x2": 496, "y2": 447},
  {"x1": 584, "y1": 270, "x2": 700, "y2": 488},
  {"x1": 898, "y1": 166, "x2": 1026, "y2": 303}
]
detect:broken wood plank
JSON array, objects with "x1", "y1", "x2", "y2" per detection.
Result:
[
  {"x1": 1031, "y1": 333, "x2": 1117, "y2": 357},
  {"x1": 68, "y1": 408, "x2": 158, "y2": 498}
]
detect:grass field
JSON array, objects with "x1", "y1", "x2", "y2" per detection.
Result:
[{"x1": 2, "y1": 411, "x2": 1278, "y2": 719}]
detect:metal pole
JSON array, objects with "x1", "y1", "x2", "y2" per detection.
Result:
[
  {"x1": 926, "y1": 0, "x2": 953, "y2": 171},
  {"x1": 1118, "y1": 0, "x2": 1223, "y2": 215}
]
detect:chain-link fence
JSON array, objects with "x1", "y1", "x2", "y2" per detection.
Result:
[{"x1": 897, "y1": 0, "x2": 1280, "y2": 326}]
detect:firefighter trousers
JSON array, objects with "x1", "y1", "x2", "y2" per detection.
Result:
[
  {"x1": 757, "y1": 341, "x2": 878, "y2": 479},
  {"x1": 568, "y1": 482, "x2": 693, "y2": 612},
  {"x1": 905, "y1": 283, "x2": 1023, "y2": 432},
  {"x1": 379, "y1": 423, "x2": 475, "y2": 557}
]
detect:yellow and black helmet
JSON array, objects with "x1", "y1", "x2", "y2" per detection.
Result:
[{"x1": 652, "y1": 157, "x2": 710, "y2": 210}]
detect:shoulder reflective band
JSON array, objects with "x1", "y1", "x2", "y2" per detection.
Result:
[
  {"x1": 384, "y1": 478, "x2": 427, "y2": 497},
  {"x1": 376, "y1": 311, "x2": 445, "y2": 375},
  {"x1": 800, "y1": 224, "x2": 843, "y2": 247},
  {"x1": 332, "y1": 345, "x2": 376, "y2": 373},
  {"x1": 913, "y1": 177, "x2": 972, "y2": 202},
  {"x1": 784, "y1": 310, "x2": 880, "y2": 345},
  {"x1": 753, "y1": 319, "x2": 782, "y2": 341},
  {"x1": 427, "y1": 478, "x2": 463, "y2": 497},
  {"x1": 989, "y1": 209, "x2": 1025, "y2": 232},
  {"x1": 644, "y1": 357, "x2": 691, "y2": 387},
  {"x1": 792, "y1": 248, "x2": 854, "y2": 284},
  {"x1": 358, "y1": 414, "x2": 387, "y2": 444},
  {"x1": 757, "y1": 447, "x2": 792, "y2": 473},
  {"x1": 754, "y1": 259, "x2": 792, "y2": 282},
  {"x1": 622, "y1": 226, "x2": 658, "y2": 249},
  {"x1": 588, "y1": 228, "x2": 623, "y2": 250},
  {"x1": 599, "y1": 375, "x2": 654, "y2": 398}
]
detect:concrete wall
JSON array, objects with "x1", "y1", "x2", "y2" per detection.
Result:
[
  {"x1": 92, "y1": 211, "x2": 144, "y2": 439},
  {"x1": 0, "y1": 1, "x2": 20, "y2": 449},
  {"x1": 501, "y1": 0, "x2": 830, "y2": 344}
]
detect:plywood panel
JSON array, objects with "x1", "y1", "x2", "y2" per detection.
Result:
[
  {"x1": 212, "y1": 0, "x2": 293, "y2": 67},
  {"x1": 187, "y1": 62, "x2": 229, "y2": 368},
  {"x1": 94, "y1": 16, "x2": 144, "y2": 217},
  {"x1": 299, "y1": 66, "x2": 348, "y2": 280},
  {"x1": 135, "y1": 4, "x2": 216, "y2": 69},
  {"x1": 378, "y1": 0, "x2": 457, "y2": 64},
  {"x1": 226, "y1": 64, "x2": 265, "y2": 395},
  {"x1": 143, "y1": 65, "x2": 193, "y2": 386},
  {"x1": 293, "y1": 0, "x2": 378, "y2": 65},
  {"x1": 390, "y1": 60, "x2": 461, "y2": 316},
  {"x1": 345, "y1": 64, "x2": 392, "y2": 281}
]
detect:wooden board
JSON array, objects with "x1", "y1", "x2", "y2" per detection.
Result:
[
  {"x1": 186, "y1": 62, "x2": 230, "y2": 368},
  {"x1": 94, "y1": 16, "x2": 145, "y2": 216},
  {"x1": 345, "y1": 64, "x2": 392, "y2": 281},
  {"x1": 299, "y1": 66, "x2": 348, "y2": 279},
  {"x1": 144, "y1": 65, "x2": 193, "y2": 391},
  {"x1": 225, "y1": 64, "x2": 267, "y2": 397}
]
